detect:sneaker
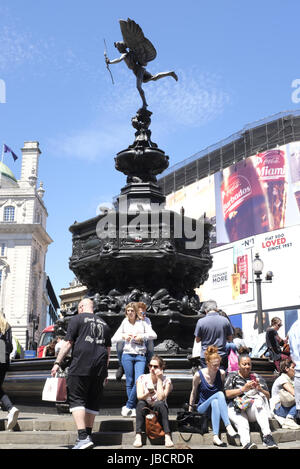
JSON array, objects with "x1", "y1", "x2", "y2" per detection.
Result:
[
  {"x1": 72, "y1": 436, "x2": 94, "y2": 450},
  {"x1": 263, "y1": 434, "x2": 278, "y2": 449},
  {"x1": 133, "y1": 434, "x2": 142, "y2": 448},
  {"x1": 130, "y1": 408, "x2": 136, "y2": 417},
  {"x1": 6, "y1": 407, "x2": 19, "y2": 431},
  {"x1": 116, "y1": 366, "x2": 124, "y2": 381},
  {"x1": 243, "y1": 442, "x2": 258, "y2": 449},
  {"x1": 121, "y1": 406, "x2": 132, "y2": 417}
]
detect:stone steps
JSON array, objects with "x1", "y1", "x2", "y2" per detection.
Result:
[
  {"x1": 0, "y1": 413, "x2": 299, "y2": 449},
  {"x1": 0, "y1": 429, "x2": 299, "y2": 449}
]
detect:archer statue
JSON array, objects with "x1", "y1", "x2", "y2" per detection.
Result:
[{"x1": 105, "y1": 18, "x2": 178, "y2": 109}]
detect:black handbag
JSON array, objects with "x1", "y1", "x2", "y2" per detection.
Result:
[{"x1": 176, "y1": 410, "x2": 209, "y2": 435}]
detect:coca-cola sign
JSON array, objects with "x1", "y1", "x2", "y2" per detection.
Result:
[
  {"x1": 222, "y1": 175, "x2": 252, "y2": 220},
  {"x1": 254, "y1": 150, "x2": 286, "y2": 181}
]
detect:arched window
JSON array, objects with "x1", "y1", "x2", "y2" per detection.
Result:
[{"x1": 4, "y1": 206, "x2": 15, "y2": 222}]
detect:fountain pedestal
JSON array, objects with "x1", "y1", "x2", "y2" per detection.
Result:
[{"x1": 67, "y1": 108, "x2": 213, "y2": 351}]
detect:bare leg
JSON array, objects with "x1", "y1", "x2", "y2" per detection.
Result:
[
  {"x1": 150, "y1": 71, "x2": 178, "y2": 82},
  {"x1": 85, "y1": 412, "x2": 96, "y2": 430},
  {"x1": 136, "y1": 69, "x2": 148, "y2": 108},
  {"x1": 72, "y1": 408, "x2": 86, "y2": 430}
]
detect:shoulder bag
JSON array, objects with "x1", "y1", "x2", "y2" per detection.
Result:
[
  {"x1": 143, "y1": 407, "x2": 165, "y2": 439},
  {"x1": 279, "y1": 388, "x2": 295, "y2": 407},
  {"x1": 176, "y1": 410, "x2": 209, "y2": 436}
]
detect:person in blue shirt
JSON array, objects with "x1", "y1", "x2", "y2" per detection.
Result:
[{"x1": 194, "y1": 300, "x2": 233, "y2": 370}]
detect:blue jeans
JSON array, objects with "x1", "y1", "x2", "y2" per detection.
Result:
[
  {"x1": 197, "y1": 391, "x2": 230, "y2": 436},
  {"x1": 117, "y1": 341, "x2": 154, "y2": 368},
  {"x1": 121, "y1": 354, "x2": 146, "y2": 409},
  {"x1": 274, "y1": 403, "x2": 297, "y2": 419}
]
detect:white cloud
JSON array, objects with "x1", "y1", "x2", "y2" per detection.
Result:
[
  {"x1": 52, "y1": 65, "x2": 231, "y2": 161},
  {"x1": 48, "y1": 121, "x2": 132, "y2": 161}
]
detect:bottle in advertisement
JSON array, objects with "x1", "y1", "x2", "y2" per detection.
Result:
[
  {"x1": 253, "y1": 149, "x2": 288, "y2": 230},
  {"x1": 289, "y1": 145, "x2": 300, "y2": 212},
  {"x1": 237, "y1": 254, "x2": 248, "y2": 295},
  {"x1": 231, "y1": 265, "x2": 240, "y2": 300},
  {"x1": 231, "y1": 246, "x2": 240, "y2": 300},
  {"x1": 221, "y1": 159, "x2": 270, "y2": 242}
]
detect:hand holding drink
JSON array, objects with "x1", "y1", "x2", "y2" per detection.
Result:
[
  {"x1": 221, "y1": 159, "x2": 270, "y2": 242},
  {"x1": 254, "y1": 149, "x2": 287, "y2": 230}
]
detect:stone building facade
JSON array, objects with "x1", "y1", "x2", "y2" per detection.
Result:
[
  {"x1": 0, "y1": 141, "x2": 55, "y2": 349},
  {"x1": 59, "y1": 278, "x2": 88, "y2": 314}
]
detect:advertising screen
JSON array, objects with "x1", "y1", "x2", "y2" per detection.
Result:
[
  {"x1": 198, "y1": 224, "x2": 300, "y2": 315},
  {"x1": 215, "y1": 142, "x2": 300, "y2": 244}
]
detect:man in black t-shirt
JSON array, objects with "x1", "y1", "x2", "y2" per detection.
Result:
[
  {"x1": 51, "y1": 298, "x2": 111, "y2": 449},
  {"x1": 266, "y1": 316, "x2": 288, "y2": 371}
]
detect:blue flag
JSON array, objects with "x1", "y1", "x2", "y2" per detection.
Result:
[{"x1": 3, "y1": 144, "x2": 18, "y2": 162}]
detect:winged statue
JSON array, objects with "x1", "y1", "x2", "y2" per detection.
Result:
[{"x1": 105, "y1": 18, "x2": 178, "y2": 108}]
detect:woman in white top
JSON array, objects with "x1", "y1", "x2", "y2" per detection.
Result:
[
  {"x1": 112, "y1": 302, "x2": 157, "y2": 417},
  {"x1": 133, "y1": 355, "x2": 174, "y2": 448},
  {"x1": 270, "y1": 359, "x2": 299, "y2": 429}
]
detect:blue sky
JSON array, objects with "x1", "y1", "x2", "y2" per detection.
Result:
[{"x1": 0, "y1": 0, "x2": 299, "y2": 302}]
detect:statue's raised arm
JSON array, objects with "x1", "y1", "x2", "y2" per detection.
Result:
[{"x1": 105, "y1": 18, "x2": 178, "y2": 109}]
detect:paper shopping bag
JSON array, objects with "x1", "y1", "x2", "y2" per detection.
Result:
[{"x1": 42, "y1": 377, "x2": 67, "y2": 402}]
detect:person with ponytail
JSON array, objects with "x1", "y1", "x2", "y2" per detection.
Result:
[
  {"x1": 189, "y1": 345, "x2": 238, "y2": 447},
  {"x1": 0, "y1": 313, "x2": 19, "y2": 430}
]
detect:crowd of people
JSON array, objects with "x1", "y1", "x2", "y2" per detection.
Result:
[{"x1": 0, "y1": 298, "x2": 299, "y2": 450}]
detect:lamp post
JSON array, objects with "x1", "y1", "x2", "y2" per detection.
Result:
[
  {"x1": 252, "y1": 253, "x2": 273, "y2": 334},
  {"x1": 253, "y1": 253, "x2": 264, "y2": 334}
]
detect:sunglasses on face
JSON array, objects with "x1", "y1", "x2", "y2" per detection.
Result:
[{"x1": 148, "y1": 364, "x2": 159, "y2": 369}]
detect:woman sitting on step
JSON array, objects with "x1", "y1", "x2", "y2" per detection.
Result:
[
  {"x1": 224, "y1": 350, "x2": 278, "y2": 449},
  {"x1": 133, "y1": 355, "x2": 174, "y2": 448},
  {"x1": 189, "y1": 345, "x2": 238, "y2": 447},
  {"x1": 270, "y1": 359, "x2": 300, "y2": 429}
]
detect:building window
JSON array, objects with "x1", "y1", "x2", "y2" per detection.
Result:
[
  {"x1": 4, "y1": 206, "x2": 15, "y2": 222},
  {"x1": 0, "y1": 244, "x2": 5, "y2": 256},
  {"x1": 35, "y1": 212, "x2": 41, "y2": 223}
]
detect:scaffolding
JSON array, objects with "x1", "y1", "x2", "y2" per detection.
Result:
[{"x1": 158, "y1": 110, "x2": 300, "y2": 195}]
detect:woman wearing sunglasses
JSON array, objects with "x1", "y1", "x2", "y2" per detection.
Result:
[
  {"x1": 133, "y1": 355, "x2": 174, "y2": 448},
  {"x1": 112, "y1": 303, "x2": 157, "y2": 417}
]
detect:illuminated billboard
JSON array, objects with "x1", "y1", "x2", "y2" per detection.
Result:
[
  {"x1": 166, "y1": 142, "x2": 300, "y2": 245},
  {"x1": 198, "y1": 224, "x2": 300, "y2": 314},
  {"x1": 215, "y1": 142, "x2": 300, "y2": 244}
]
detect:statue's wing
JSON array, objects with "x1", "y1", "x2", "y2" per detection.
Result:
[{"x1": 119, "y1": 18, "x2": 157, "y2": 66}]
